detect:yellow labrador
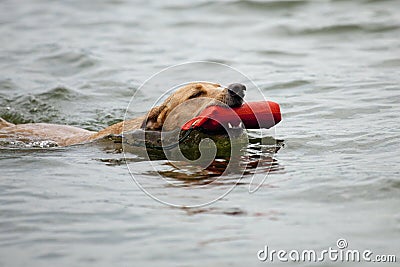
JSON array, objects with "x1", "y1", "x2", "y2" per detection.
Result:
[{"x1": 0, "y1": 82, "x2": 246, "y2": 146}]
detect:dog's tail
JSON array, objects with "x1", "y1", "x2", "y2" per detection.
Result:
[{"x1": 0, "y1": 117, "x2": 14, "y2": 129}]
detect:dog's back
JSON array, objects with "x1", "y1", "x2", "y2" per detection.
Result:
[
  {"x1": 0, "y1": 118, "x2": 94, "y2": 146},
  {"x1": 0, "y1": 117, "x2": 14, "y2": 129}
]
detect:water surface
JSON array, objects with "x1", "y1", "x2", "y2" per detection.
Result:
[{"x1": 0, "y1": 0, "x2": 399, "y2": 266}]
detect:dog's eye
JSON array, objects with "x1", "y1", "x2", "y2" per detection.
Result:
[{"x1": 188, "y1": 91, "x2": 203, "y2": 99}]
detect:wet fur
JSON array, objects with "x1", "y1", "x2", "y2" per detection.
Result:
[{"x1": 0, "y1": 82, "x2": 242, "y2": 146}]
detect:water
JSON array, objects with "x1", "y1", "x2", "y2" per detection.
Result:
[{"x1": 1, "y1": 0, "x2": 399, "y2": 266}]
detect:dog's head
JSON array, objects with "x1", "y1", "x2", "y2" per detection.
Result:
[{"x1": 142, "y1": 82, "x2": 246, "y2": 131}]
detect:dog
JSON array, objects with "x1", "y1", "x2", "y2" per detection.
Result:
[{"x1": 0, "y1": 82, "x2": 246, "y2": 147}]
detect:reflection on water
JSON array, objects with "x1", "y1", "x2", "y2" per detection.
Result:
[
  {"x1": 151, "y1": 137, "x2": 284, "y2": 181},
  {"x1": 92, "y1": 130, "x2": 284, "y2": 182}
]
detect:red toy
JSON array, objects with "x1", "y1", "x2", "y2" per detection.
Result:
[{"x1": 181, "y1": 101, "x2": 281, "y2": 132}]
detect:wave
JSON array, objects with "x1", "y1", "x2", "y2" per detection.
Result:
[
  {"x1": 0, "y1": 86, "x2": 81, "y2": 124},
  {"x1": 162, "y1": 0, "x2": 307, "y2": 10},
  {"x1": 37, "y1": 50, "x2": 98, "y2": 77},
  {"x1": 279, "y1": 23, "x2": 399, "y2": 36}
]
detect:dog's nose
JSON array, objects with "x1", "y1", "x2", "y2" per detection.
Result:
[{"x1": 227, "y1": 83, "x2": 246, "y2": 98}]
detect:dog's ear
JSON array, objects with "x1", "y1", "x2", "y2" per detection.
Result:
[{"x1": 140, "y1": 105, "x2": 166, "y2": 130}]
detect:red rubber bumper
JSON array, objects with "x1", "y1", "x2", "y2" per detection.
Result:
[{"x1": 181, "y1": 101, "x2": 281, "y2": 131}]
